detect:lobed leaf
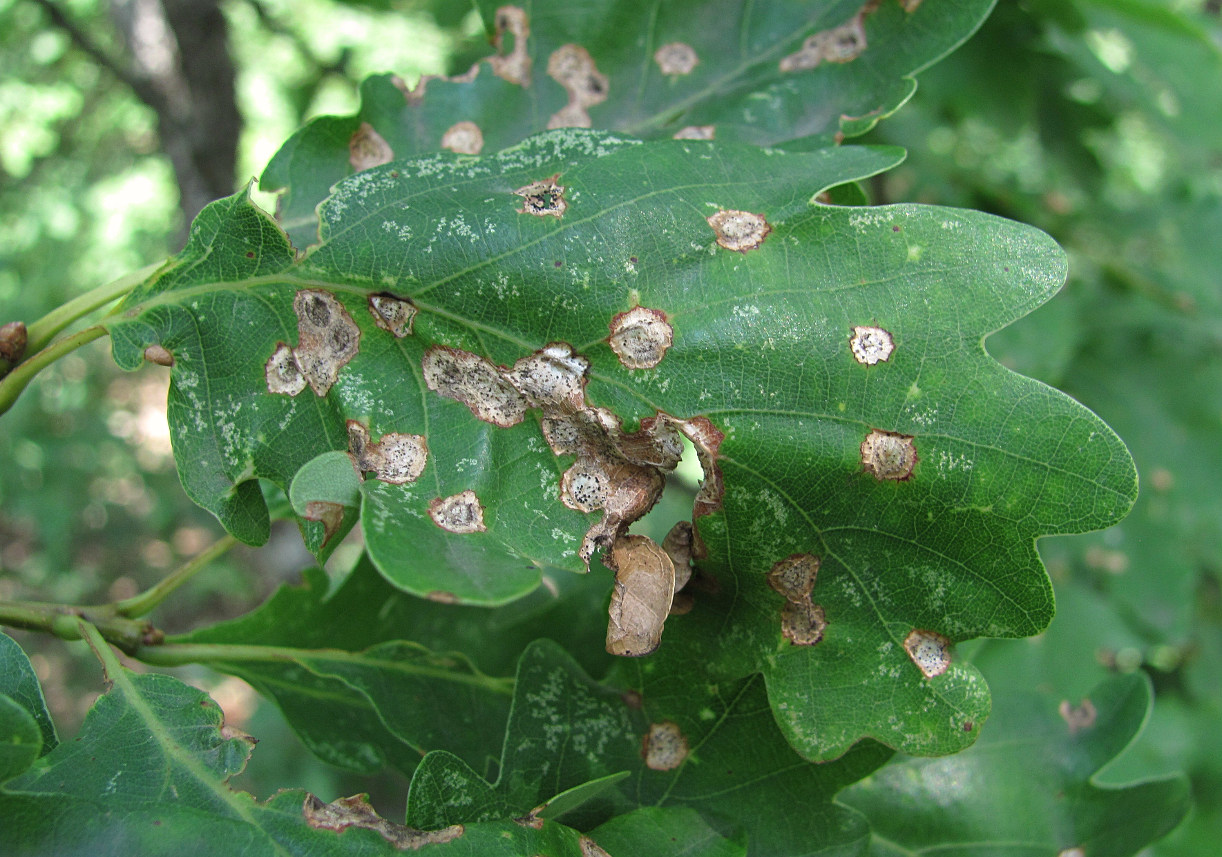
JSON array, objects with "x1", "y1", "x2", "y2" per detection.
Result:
[
  {"x1": 263, "y1": 0, "x2": 996, "y2": 247},
  {"x1": 171, "y1": 555, "x2": 611, "y2": 775},
  {"x1": 0, "y1": 626, "x2": 619, "y2": 857},
  {"x1": 406, "y1": 639, "x2": 890, "y2": 856},
  {"x1": 110, "y1": 130, "x2": 1135, "y2": 759},
  {"x1": 842, "y1": 672, "x2": 1191, "y2": 857}
]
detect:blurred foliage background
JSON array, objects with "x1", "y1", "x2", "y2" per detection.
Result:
[{"x1": 1, "y1": 0, "x2": 1219, "y2": 851}]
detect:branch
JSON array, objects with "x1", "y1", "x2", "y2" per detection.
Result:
[{"x1": 29, "y1": 0, "x2": 169, "y2": 116}]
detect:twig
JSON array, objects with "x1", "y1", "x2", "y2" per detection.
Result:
[{"x1": 0, "y1": 325, "x2": 107, "y2": 416}]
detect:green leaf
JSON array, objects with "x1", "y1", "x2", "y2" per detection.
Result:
[
  {"x1": 0, "y1": 626, "x2": 622, "y2": 857},
  {"x1": 0, "y1": 631, "x2": 56, "y2": 757},
  {"x1": 842, "y1": 672, "x2": 1191, "y2": 857},
  {"x1": 168, "y1": 554, "x2": 613, "y2": 774},
  {"x1": 588, "y1": 806, "x2": 746, "y2": 857},
  {"x1": 288, "y1": 450, "x2": 362, "y2": 560},
  {"x1": 111, "y1": 130, "x2": 1135, "y2": 759},
  {"x1": 0, "y1": 695, "x2": 41, "y2": 784},
  {"x1": 263, "y1": 0, "x2": 995, "y2": 247},
  {"x1": 158, "y1": 564, "x2": 515, "y2": 777},
  {"x1": 536, "y1": 771, "x2": 630, "y2": 819},
  {"x1": 407, "y1": 639, "x2": 891, "y2": 856}
]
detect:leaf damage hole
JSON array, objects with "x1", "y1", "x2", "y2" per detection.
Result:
[
  {"x1": 514, "y1": 174, "x2": 568, "y2": 218},
  {"x1": 707, "y1": 209, "x2": 771, "y2": 252},
  {"x1": 1057, "y1": 849, "x2": 1085, "y2": 857},
  {"x1": 849, "y1": 325, "x2": 894, "y2": 365},
  {"x1": 1059, "y1": 698, "x2": 1098, "y2": 735},
  {"x1": 547, "y1": 44, "x2": 608, "y2": 129},
  {"x1": 303, "y1": 793, "x2": 463, "y2": 849},
  {"x1": 903, "y1": 629, "x2": 951, "y2": 678},
  {"x1": 265, "y1": 290, "x2": 361, "y2": 397},
  {"x1": 860, "y1": 429, "x2": 917, "y2": 481},
  {"x1": 348, "y1": 122, "x2": 394, "y2": 172},
  {"x1": 673, "y1": 125, "x2": 715, "y2": 140},
  {"x1": 642, "y1": 720, "x2": 689, "y2": 771},
  {"x1": 654, "y1": 42, "x2": 699, "y2": 76},
  {"x1": 490, "y1": 6, "x2": 531, "y2": 86},
  {"x1": 429, "y1": 490, "x2": 487, "y2": 534},
  {"x1": 609, "y1": 305, "x2": 674, "y2": 369},
  {"x1": 782, "y1": 598, "x2": 827, "y2": 646},
  {"x1": 780, "y1": 14, "x2": 867, "y2": 72},
  {"x1": 368, "y1": 292, "x2": 417, "y2": 338},
  {"x1": 606, "y1": 533, "x2": 676, "y2": 657},
  {"x1": 347, "y1": 420, "x2": 428, "y2": 485},
  {"x1": 440, "y1": 120, "x2": 484, "y2": 155}
]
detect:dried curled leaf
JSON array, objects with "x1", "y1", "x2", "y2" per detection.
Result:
[{"x1": 607, "y1": 534, "x2": 676, "y2": 657}]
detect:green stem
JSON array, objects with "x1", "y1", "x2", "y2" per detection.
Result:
[
  {"x1": 0, "y1": 532, "x2": 234, "y2": 649},
  {"x1": 0, "y1": 325, "x2": 108, "y2": 416},
  {"x1": 115, "y1": 534, "x2": 239, "y2": 618},
  {"x1": 23, "y1": 261, "x2": 160, "y2": 354},
  {"x1": 139, "y1": 642, "x2": 516, "y2": 695},
  {"x1": 0, "y1": 599, "x2": 161, "y2": 654}
]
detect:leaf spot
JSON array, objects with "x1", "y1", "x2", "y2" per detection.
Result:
[
  {"x1": 609, "y1": 306, "x2": 673, "y2": 369},
  {"x1": 1058, "y1": 698, "x2": 1098, "y2": 735},
  {"x1": 348, "y1": 122, "x2": 394, "y2": 172},
  {"x1": 514, "y1": 174, "x2": 568, "y2": 217},
  {"x1": 440, "y1": 121, "x2": 484, "y2": 155},
  {"x1": 265, "y1": 342, "x2": 307, "y2": 396},
  {"x1": 490, "y1": 6, "x2": 531, "y2": 86},
  {"x1": 422, "y1": 345, "x2": 527, "y2": 427},
  {"x1": 347, "y1": 420, "x2": 428, "y2": 485},
  {"x1": 303, "y1": 793, "x2": 463, "y2": 849},
  {"x1": 850, "y1": 325, "x2": 894, "y2": 365},
  {"x1": 768, "y1": 554, "x2": 821, "y2": 602},
  {"x1": 782, "y1": 598, "x2": 827, "y2": 645},
  {"x1": 861, "y1": 429, "x2": 917, "y2": 481},
  {"x1": 291, "y1": 290, "x2": 361, "y2": 396},
  {"x1": 642, "y1": 720, "x2": 689, "y2": 770},
  {"x1": 707, "y1": 209, "x2": 771, "y2": 252},
  {"x1": 368, "y1": 292, "x2": 417, "y2": 338},
  {"x1": 780, "y1": 15, "x2": 867, "y2": 72},
  {"x1": 547, "y1": 44, "x2": 608, "y2": 129},
  {"x1": 673, "y1": 125, "x2": 715, "y2": 140},
  {"x1": 428, "y1": 490, "x2": 487, "y2": 534},
  {"x1": 304, "y1": 501, "x2": 345, "y2": 548},
  {"x1": 579, "y1": 835, "x2": 613, "y2": 857},
  {"x1": 143, "y1": 344, "x2": 174, "y2": 367},
  {"x1": 903, "y1": 629, "x2": 951, "y2": 678},
  {"x1": 654, "y1": 42, "x2": 699, "y2": 76}
]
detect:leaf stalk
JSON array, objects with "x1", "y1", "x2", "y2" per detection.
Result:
[
  {"x1": 23, "y1": 261, "x2": 160, "y2": 354},
  {"x1": 0, "y1": 324, "x2": 108, "y2": 416}
]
